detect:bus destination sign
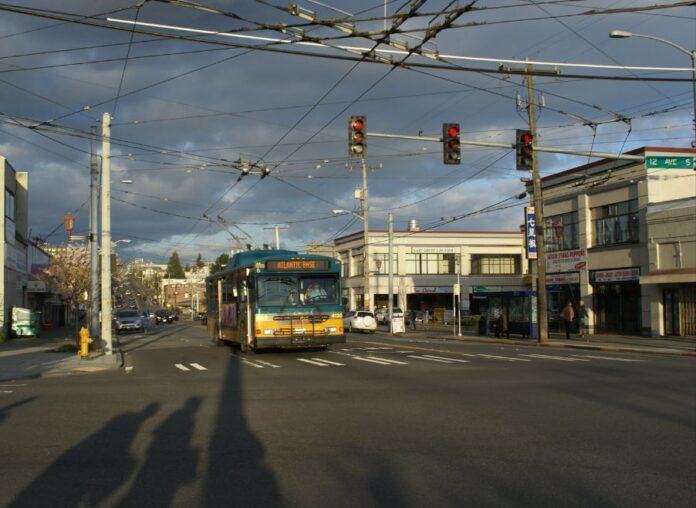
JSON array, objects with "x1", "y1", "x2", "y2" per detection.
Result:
[{"x1": 266, "y1": 259, "x2": 330, "y2": 271}]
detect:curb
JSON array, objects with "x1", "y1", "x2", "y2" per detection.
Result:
[{"x1": 429, "y1": 335, "x2": 696, "y2": 357}]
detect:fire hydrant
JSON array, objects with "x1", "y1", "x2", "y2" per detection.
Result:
[{"x1": 79, "y1": 327, "x2": 92, "y2": 358}]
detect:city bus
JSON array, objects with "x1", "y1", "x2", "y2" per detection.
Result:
[{"x1": 205, "y1": 249, "x2": 346, "y2": 352}]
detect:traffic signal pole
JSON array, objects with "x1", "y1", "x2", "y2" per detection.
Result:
[
  {"x1": 100, "y1": 112, "x2": 113, "y2": 355},
  {"x1": 525, "y1": 64, "x2": 549, "y2": 344},
  {"x1": 361, "y1": 157, "x2": 371, "y2": 312}
]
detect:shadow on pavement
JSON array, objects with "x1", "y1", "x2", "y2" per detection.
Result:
[
  {"x1": 0, "y1": 397, "x2": 37, "y2": 425},
  {"x1": 8, "y1": 402, "x2": 159, "y2": 507}
]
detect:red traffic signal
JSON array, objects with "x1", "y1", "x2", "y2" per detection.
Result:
[
  {"x1": 349, "y1": 115, "x2": 366, "y2": 158},
  {"x1": 516, "y1": 129, "x2": 533, "y2": 170},
  {"x1": 442, "y1": 123, "x2": 461, "y2": 165}
]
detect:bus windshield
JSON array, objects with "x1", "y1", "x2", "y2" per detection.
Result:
[{"x1": 256, "y1": 275, "x2": 339, "y2": 307}]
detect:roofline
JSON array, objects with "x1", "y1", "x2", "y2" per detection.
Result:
[{"x1": 334, "y1": 229, "x2": 523, "y2": 243}]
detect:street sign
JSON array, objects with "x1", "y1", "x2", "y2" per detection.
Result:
[{"x1": 645, "y1": 155, "x2": 694, "y2": 170}]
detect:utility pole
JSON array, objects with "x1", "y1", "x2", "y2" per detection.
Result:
[
  {"x1": 361, "y1": 157, "x2": 371, "y2": 312},
  {"x1": 263, "y1": 224, "x2": 288, "y2": 249},
  {"x1": 387, "y1": 212, "x2": 393, "y2": 333},
  {"x1": 100, "y1": 112, "x2": 113, "y2": 355},
  {"x1": 89, "y1": 126, "x2": 99, "y2": 340},
  {"x1": 526, "y1": 64, "x2": 549, "y2": 344}
]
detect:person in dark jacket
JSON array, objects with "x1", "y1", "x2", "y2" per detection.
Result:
[
  {"x1": 561, "y1": 302, "x2": 575, "y2": 340},
  {"x1": 409, "y1": 309, "x2": 417, "y2": 330}
]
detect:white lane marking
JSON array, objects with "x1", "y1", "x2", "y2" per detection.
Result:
[
  {"x1": 0, "y1": 384, "x2": 27, "y2": 387},
  {"x1": 408, "y1": 355, "x2": 453, "y2": 364},
  {"x1": 519, "y1": 354, "x2": 589, "y2": 362},
  {"x1": 190, "y1": 363, "x2": 207, "y2": 371},
  {"x1": 241, "y1": 359, "x2": 265, "y2": 369},
  {"x1": 175, "y1": 363, "x2": 190, "y2": 371},
  {"x1": 571, "y1": 354, "x2": 645, "y2": 363},
  {"x1": 366, "y1": 356, "x2": 408, "y2": 365},
  {"x1": 478, "y1": 354, "x2": 531, "y2": 362},
  {"x1": 0, "y1": 390, "x2": 13, "y2": 394},
  {"x1": 312, "y1": 358, "x2": 344, "y2": 366},
  {"x1": 352, "y1": 356, "x2": 394, "y2": 365},
  {"x1": 297, "y1": 358, "x2": 330, "y2": 367},
  {"x1": 256, "y1": 360, "x2": 282, "y2": 368},
  {"x1": 421, "y1": 354, "x2": 470, "y2": 364},
  {"x1": 125, "y1": 366, "x2": 134, "y2": 373}
]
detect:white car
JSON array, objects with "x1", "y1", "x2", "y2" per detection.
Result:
[{"x1": 343, "y1": 311, "x2": 377, "y2": 333}]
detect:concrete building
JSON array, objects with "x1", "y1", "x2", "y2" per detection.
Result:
[
  {"x1": 1, "y1": 157, "x2": 29, "y2": 336},
  {"x1": 333, "y1": 227, "x2": 527, "y2": 319},
  {"x1": 533, "y1": 146, "x2": 695, "y2": 337}
]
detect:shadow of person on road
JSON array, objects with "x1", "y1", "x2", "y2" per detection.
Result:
[
  {"x1": 0, "y1": 397, "x2": 37, "y2": 424},
  {"x1": 116, "y1": 396, "x2": 202, "y2": 507},
  {"x1": 8, "y1": 402, "x2": 159, "y2": 508}
]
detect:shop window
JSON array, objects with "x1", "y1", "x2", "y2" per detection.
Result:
[
  {"x1": 405, "y1": 253, "x2": 456, "y2": 274},
  {"x1": 592, "y1": 199, "x2": 639, "y2": 247},
  {"x1": 471, "y1": 255, "x2": 520, "y2": 275},
  {"x1": 373, "y1": 253, "x2": 398, "y2": 275},
  {"x1": 544, "y1": 211, "x2": 578, "y2": 252},
  {"x1": 352, "y1": 254, "x2": 364, "y2": 277}
]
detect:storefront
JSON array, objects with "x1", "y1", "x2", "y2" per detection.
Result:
[
  {"x1": 546, "y1": 272, "x2": 581, "y2": 332},
  {"x1": 591, "y1": 267, "x2": 642, "y2": 335}
]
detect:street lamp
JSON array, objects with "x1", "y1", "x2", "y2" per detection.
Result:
[
  {"x1": 333, "y1": 208, "x2": 371, "y2": 311},
  {"x1": 609, "y1": 30, "x2": 696, "y2": 147}
]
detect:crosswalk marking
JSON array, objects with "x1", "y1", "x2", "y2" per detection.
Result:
[
  {"x1": 297, "y1": 358, "x2": 330, "y2": 367},
  {"x1": 352, "y1": 356, "x2": 394, "y2": 365},
  {"x1": 241, "y1": 359, "x2": 265, "y2": 369},
  {"x1": 519, "y1": 354, "x2": 589, "y2": 362},
  {"x1": 408, "y1": 355, "x2": 453, "y2": 364},
  {"x1": 312, "y1": 358, "x2": 345, "y2": 366},
  {"x1": 256, "y1": 360, "x2": 282, "y2": 368},
  {"x1": 190, "y1": 363, "x2": 207, "y2": 371},
  {"x1": 366, "y1": 356, "x2": 408, "y2": 365},
  {"x1": 421, "y1": 354, "x2": 470, "y2": 364},
  {"x1": 571, "y1": 354, "x2": 645, "y2": 363},
  {"x1": 175, "y1": 363, "x2": 190, "y2": 371},
  {"x1": 477, "y1": 354, "x2": 531, "y2": 362}
]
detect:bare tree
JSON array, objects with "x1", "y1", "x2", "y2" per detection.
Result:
[{"x1": 39, "y1": 244, "x2": 90, "y2": 344}]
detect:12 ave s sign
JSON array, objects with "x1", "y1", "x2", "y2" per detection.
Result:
[{"x1": 645, "y1": 155, "x2": 694, "y2": 170}]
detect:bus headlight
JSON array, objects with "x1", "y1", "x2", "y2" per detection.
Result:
[
  {"x1": 263, "y1": 329, "x2": 275, "y2": 335},
  {"x1": 324, "y1": 327, "x2": 337, "y2": 333}
]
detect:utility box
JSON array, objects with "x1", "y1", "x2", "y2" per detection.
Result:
[{"x1": 10, "y1": 307, "x2": 40, "y2": 338}]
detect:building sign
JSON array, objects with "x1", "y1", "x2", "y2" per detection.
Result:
[
  {"x1": 525, "y1": 207, "x2": 537, "y2": 259},
  {"x1": 591, "y1": 267, "x2": 640, "y2": 283},
  {"x1": 414, "y1": 286, "x2": 451, "y2": 294},
  {"x1": 545, "y1": 272, "x2": 580, "y2": 285},
  {"x1": 545, "y1": 248, "x2": 587, "y2": 273},
  {"x1": 411, "y1": 247, "x2": 457, "y2": 254},
  {"x1": 265, "y1": 259, "x2": 330, "y2": 271},
  {"x1": 26, "y1": 281, "x2": 47, "y2": 293}
]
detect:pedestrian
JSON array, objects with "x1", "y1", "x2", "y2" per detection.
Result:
[
  {"x1": 495, "y1": 311, "x2": 509, "y2": 339},
  {"x1": 561, "y1": 301, "x2": 575, "y2": 340},
  {"x1": 409, "y1": 308, "x2": 417, "y2": 330},
  {"x1": 577, "y1": 300, "x2": 588, "y2": 339}
]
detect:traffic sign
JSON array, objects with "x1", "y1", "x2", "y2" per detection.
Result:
[{"x1": 645, "y1": 155, "x2": 694, "y2": 170}]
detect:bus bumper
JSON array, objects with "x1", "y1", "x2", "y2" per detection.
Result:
[{"x1": 254, "y1": 334, "x2": 346, "y2": 349}]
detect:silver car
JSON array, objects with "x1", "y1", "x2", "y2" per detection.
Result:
[{"x1": 113, "y1": 309, "x2": 147, "y2": 334}]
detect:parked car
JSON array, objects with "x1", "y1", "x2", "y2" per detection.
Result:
[
  {"x1": 113, "y1": 309, "x2": 147, "y2": 334},
  {"x1": 155, "y1": 309, "x2": 174, "y2": 324},
  {"x1": 343, "y1": 310, "x2": 377, "y2": 333}
]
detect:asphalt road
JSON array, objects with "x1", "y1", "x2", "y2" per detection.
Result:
[{"x1": 1, "y1": 322, "x2": 694, "y2": 507}]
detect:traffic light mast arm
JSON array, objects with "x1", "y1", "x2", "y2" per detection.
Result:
[{"x1": 367, "y1": 131, "x2": 645, "y2": 161}]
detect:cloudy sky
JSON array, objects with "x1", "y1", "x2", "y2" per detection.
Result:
[{"x1": 0, "y1": 0, "x2": 693, "y2": 265}]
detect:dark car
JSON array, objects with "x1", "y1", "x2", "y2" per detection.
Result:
[{"x1": 155, "y1": 309, "x2": 174, "y2": 324}]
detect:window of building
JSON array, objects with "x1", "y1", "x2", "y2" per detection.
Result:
[
  {"x1": 352, "y1": 253, "x2": 363, "y2": 277},
  {"x1": 592, "y1": 199, "x2": 639, "y2": 247},
  {"x1": 5, "y1": 189, "x2": 15, "y2": 222},
  {"x1": 340, "y1": 254, "x2": 349, "y2": 277},
  {"x1": 372, "y1": 253, "x2": 398, "y2": 275},
  {"x1": 544, "y1": 211, "x2": 578, "y2": 252},
  {"x1": 405, "y1": 253, "x2": 457, "y2": 274},
  {"x1": 471, "y1": 255, "x2": 520, "y2": 275}
]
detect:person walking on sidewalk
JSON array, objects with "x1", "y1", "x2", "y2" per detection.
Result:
[
  {"x1": 409, "y1": 309, "x2": 417, "y2": 331},
  {"x1": 561, "y1": 301, "x2": 575, "y2": 340},
  {"x1": 577, "y1": 300, "x2": 588, "y2": 339}
]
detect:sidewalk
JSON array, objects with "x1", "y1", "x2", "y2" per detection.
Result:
[
  {"x1": 406, "y1": 323, "x2": 696, "y2": 356},
  {"x1": 0, "y1": 326, "x2": 122, "y2": 382}
]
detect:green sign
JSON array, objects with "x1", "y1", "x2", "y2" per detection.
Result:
[{"x1": 645, "y1": 155, "x2": 694, "y2": 170}]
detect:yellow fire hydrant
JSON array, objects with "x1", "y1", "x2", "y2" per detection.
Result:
[{"x1": 79, "y1": 327, "x2": 92, "y2": 358}]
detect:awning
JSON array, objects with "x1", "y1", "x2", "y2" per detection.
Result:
[{"x1": 640, "y1": 268, "x2": 696, "y2": 285}]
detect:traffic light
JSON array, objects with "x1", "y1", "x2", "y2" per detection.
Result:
[
  {"x1": 442, "y1": 123, "x2": 461, "y2": 165},
  {"x1": 516, "y1": 129, "x2": 533, "y2": 170},
  {"x1": 349, "y1": 115, "x2": 366, "y2": 158}
]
